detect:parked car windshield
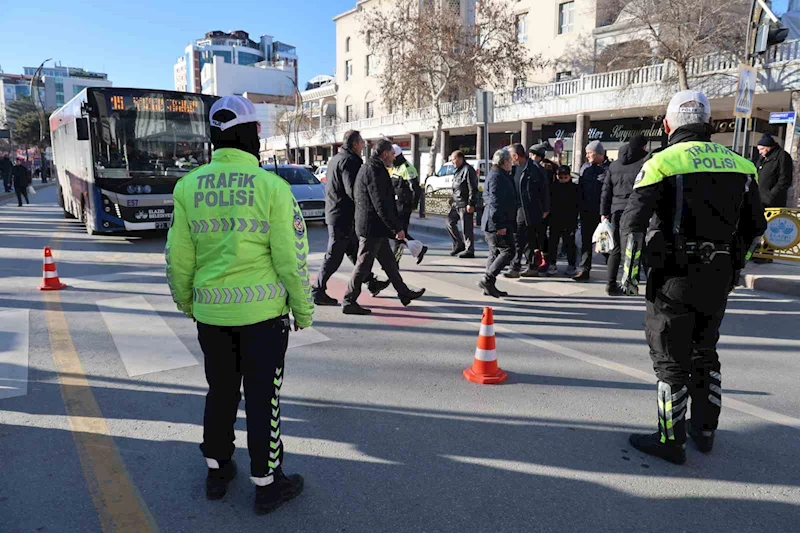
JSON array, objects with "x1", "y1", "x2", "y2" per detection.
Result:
[
  {"x1": 274, "y1": 167, "x2": 320, "y2": 185},
  {"x1": 437, "y1": 164, "x2": 455, "y2": 176}
]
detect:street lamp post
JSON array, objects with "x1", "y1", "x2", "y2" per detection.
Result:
[{"x1": 29, "y1": 58, "x2": 51, "y2": 181}]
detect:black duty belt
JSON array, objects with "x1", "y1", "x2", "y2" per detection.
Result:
[{"x1": 684, "y1": 242, "x2": 731, "y2": 263}]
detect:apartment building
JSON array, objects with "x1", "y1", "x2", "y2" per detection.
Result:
[{"x1": 267, "y1": 0, "x2": 800, "y2": 174}]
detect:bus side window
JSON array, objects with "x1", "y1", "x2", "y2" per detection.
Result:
[{"x1": 76, "y1": 118, "x2": 90, "y2": 141}]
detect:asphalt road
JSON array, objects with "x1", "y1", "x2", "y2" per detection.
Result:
[{"x1": 1, "y1": 186, "x2": 799, "y2": 533}]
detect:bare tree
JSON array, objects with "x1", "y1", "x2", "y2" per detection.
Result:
[
  {"x1": 599, "y1": 0, "x2": 749, "y2": 90},
  {"x1": 360, "y1": 0, "x2": 545, "y2": 177}
]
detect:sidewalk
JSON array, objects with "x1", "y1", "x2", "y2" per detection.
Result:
[
  {"x1": 410, "y1": 212, "x2": 800, "y2": 298},
  {"x1": 0, "y1": 181, "x2": 56, "y2": 203}
]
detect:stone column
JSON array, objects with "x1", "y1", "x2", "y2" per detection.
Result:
[
  {"x1": 329, "y1": 144, "x2": 337, "y2": 159},
  {"x1": 439, "y1": 130, "x2": 450, "y2": 165},
  {"x1": 319, "y1": 98, "x2": 325, "y2": 129},
  {"x1": 521, "y1": 121, "x2": 534, "y2": 150},
  {"x1": 410, "y1": 134, "x2": 421, "y2": 171},
  {"x1": 573, "y1": 114, "x2": 590, "y2": 172},
  {"x1": 476, "y1": 124, "x2": 485, "y2": 161},
  {"x1": 304, "y1": 146, "x2": 311, "y2": 165}
]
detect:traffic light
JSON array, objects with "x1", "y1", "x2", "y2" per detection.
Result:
[{"x1": 756, "y1": 22, "x2": 789, "y2": 53}]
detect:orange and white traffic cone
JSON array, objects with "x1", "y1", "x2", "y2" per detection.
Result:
[
  {"x1": 38, "y1": 246, "x2": 67, "y2": 291},
  {"x1": 463, "y1": 307, "x2": 507, "y2": 384}
]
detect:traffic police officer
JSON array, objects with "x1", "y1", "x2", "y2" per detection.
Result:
[
  {"x1": 390, "y1": 144, "x2": 427, "y2": 263},
  {"x1": 166, "y1": 95, "x2": 312, "y2": 513},
  {"x1": 620, "y1": 90, "x2": 766, "y2": 464}
]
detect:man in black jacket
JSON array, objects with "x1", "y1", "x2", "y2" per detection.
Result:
[
  {"x1": 620, "y1": 90, "x2": 766, "y2": 464},
  {"x1": 343, "y1": 140, "x2": 425, "y2": 315},
  {"x1": 446, "y1": 150, "x2": 479, "y2": 258},
  {"x1": 12, "y1": 159, "x2": 31, "y2": 207},
  {"x1": 601, "y1": 135, "x2": 648, "y2": 295},
  {"x1": 575, "y1": 141, "x2": 610, "y2": 282},
  {"x1": 755, "y1": 134, "x2": 793, "y2": 208},
  {"x1": 313, "y1": 130, "x2": 388, "y2": 305},
  {"x1": 479, "y1": 149, "x2": 517, "y2": 298},
  {"x1": 506, "y1": 144, "x2": 550, "y2": 278},
  {"x1": 0, "y1": 155, "x2": 12, "y2": 193}
]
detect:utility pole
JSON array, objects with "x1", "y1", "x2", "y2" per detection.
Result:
[{"x1": 29, "y1": 58, "x2": 51, "y2": 181}]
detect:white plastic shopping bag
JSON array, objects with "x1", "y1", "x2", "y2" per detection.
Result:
[
  {"x1": 27, "y1": 185, "x2": 36, "y2": 196},
  {"x1": 593, "y1": 219, "x2": 614, "y2": 254},
  {"x1": 406, "y1": 238, "x2": 425, "y2": 258}
]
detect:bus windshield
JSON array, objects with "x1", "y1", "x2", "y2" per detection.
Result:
[{"x1": 88, "y1": 90, "x2": 213, "y2": 178}]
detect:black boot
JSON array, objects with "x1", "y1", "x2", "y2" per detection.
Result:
[
  {"x1": 368, "y1": 278, "x2": 391, "y2": 297},
  {"x1": 312, "y1": 291, "x2": 339, "y2": 306},
  {"x1": 629, "y1": 382, "x2": 688, "y2": 465},
  {"x1": 687, "y1": 420, "x2": 715, "y2": 453},
  {"x1": 416, "y1": 246, "x2": 428, "y2": 265},
  {"x1": 254, "y1": 469, "x2": 304, "y2": 515},
  {"x1": 478, "y1": 277, "x2": 504, "y2": 298},
  {"x1": 400, "y1": 288, "x2": 425, "y2": 306},
  {"x1": 206, "y1": 459, "x2": 237, "y2": 500},
  {"x1": 342, "y1": 302, "x2": 371, "y2": 315}
]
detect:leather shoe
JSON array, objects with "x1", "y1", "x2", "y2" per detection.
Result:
[{"x1": 400, "y1": 288, "x2": 425, "y2": 306}]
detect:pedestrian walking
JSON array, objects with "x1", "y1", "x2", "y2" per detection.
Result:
[
  {"x1": 312, "y1": 130, "x2": 389, "y2": 306},
  {"x1": 390, "y1": 144, "x2": 428, "y2": 264},
  {"x1": 165, "y1": 96, "x2": 310, "y2": 514},
  {"x1": 0, "y1": 155, "x2": 12, "y2": 193},
  {"x1": 529, "y1": 143, "x2": 556, "y2": 184},
  {"x1": 600, "y1": 134, "x2": 648, "y2": 295},
  {"x1": 574, "y1": 140, "x2": 610, "y2": 282},
  {"x1": 546, "y1": 165, "x2": 578, "y2": 276},
  {"x1": 11, "y1": 159, "x2": 31, "y2": 206},
  {"x1": 343, "y1": 139, "x2": 425, "y2": 315},
  {"x1": 479, "y1": 149, "x2": 517, "y2": 298},
  {"x1": 620, "y1": 90, "x2": 766, "y2": 464},
  {"x1": 755, "y1": 133, "x2": 793, "y2": 208},
  {"x1": 446, "y1": 150, "x2": 479, "y2": 258},
  {"x1": 505, "y1": 143, "x2": 550, "y2": 278}
]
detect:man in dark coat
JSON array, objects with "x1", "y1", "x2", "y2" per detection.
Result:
[
  {"x1": 479, "y1": 149, "x2": 518, "y2": 298},
  {"x1": 574, "y1": 140, "x2": 611, "y2": 281},
  {"x1": 0, "y1": 155, "x2": 12, "y2": 192},
  {"x1": 547, "y1": 165, "x2": 579, "y2": 276},
  {"x1": 446, "y1": 150, "x2": 480, "y2": 258},
  {"x1": 313, "y1": 130, "x2": 387, "y2": 305},
  {"x1": 343, "y1": 139, "x2": 425, "y2": 315},
  {"x1": 12, "y1": 159, "x2": 31, "y2": 207},
  {"x1": 601, "y1": 135, "x2": 648, "y2": 295},
  {"x1": 506, "y1": 144, "x2": 550, "y2": 278},
  {"x1": 755, "y1": 134, "x2": 793, "y2": 208}
]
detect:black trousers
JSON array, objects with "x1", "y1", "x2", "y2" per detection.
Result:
[
  {"x1": 15, "y1": 187, "x2": 29, "y2": 206},
  {"x1": 579, "y1": 211, "x2": 600, "y2": 271},
  {"x1": 446, "y1": 206, "x2": 474, "y2": 253},
  {"x1": 645, "y1": 258, "x2": 732, "y2": 432},
  {"x1": 313, "y1": 224, "x2": 374, "y2": 293},
  {"x1": 606, "y1": 211, "x2": 624, "y2": 287},
  {"x1": 510, "y1": 219, "x2": 547, "y2": 271},
  {"x1": 485, "y1": 231, "x2": 516, "y2": 281},
  {"x1": 198, "y1": 316, "x2": 290, "y2": 478},
  {"x1": 344, "y1": 236, "x2": 410, "y2": 304},
  {"x1": 547, "y1": 225, "x2": 577, "y2": 267}
]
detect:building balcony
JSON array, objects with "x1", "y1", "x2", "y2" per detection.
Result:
[{"x1": 265, "y1": 40, "x2": 800, "y2": 151}]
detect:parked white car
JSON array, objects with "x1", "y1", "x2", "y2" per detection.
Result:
[
  {"x1": 314, "y1": 165, "x2": 328, "y2": 183},
  {"x1": 423, "y1": 159, "x2": 485, "y2": 193}
]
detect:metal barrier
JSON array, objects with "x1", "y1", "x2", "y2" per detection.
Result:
[{"x1": 753, "y1": 208, "x2": 800, "y2": 262}]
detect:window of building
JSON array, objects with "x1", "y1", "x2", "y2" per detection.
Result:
[
  {"x1": 555, "y1": 71, "x2": 573, "y2": 82},
  {"x1": 513, "y1": 77, "x2": 526, "y2": 88},
  {"x1": 516, "y1": 14, "x2": 528, "y2": 43},
  {"x1": 238, "y1": 51, "x2": 261, "y2": 66},
  {"x1": 345, "y1": 104, "x2": 354, "y2": 122},
  {"x1": 366, "y1": 54, "x2": 377, "y2": 77},
  {"x1": 73, "y1": 85, "x2": 88, "y2": 97},
  {"x1": 345, "y1": 60, "x2": 353, "y2": 81},
  {"x1": 559, "y1": 2, "x2": 575, "y2": 35},
  {"x1": 346, "y1": 37, "x2": 351, "y2": 53},
  {"x1": 365, "y1": 31, "x2": 371, "y2": 46},
  {"x1": 56, "y1": 94, "x2": 64, "y2": 106},
  {"x1": 365, "y1": 101, "x2": 374, "y2": 119}
]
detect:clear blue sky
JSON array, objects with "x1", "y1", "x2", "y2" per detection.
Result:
[{"x1": 1, "y1": 0, "x2": 353, "y2": 89}]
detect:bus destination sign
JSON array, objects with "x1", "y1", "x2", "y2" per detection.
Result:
[{"x1": 108, "y1": 94, "x2": 202, "y2": 114}]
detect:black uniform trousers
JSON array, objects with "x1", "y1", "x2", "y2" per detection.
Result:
[
  {"x1": 198, "y1": 316, "x2": 290, "y2": 478},
  {"x1": 510, "y1": 219, "x2": 547, "y2": 271},
  {"x1": 547, "y1": 225, "x2": 576, "y2": 267},
  {"x1": 579, "y1": 211, "x2": 600, "y2": 271},
  {"x1": 313, "y1": 224, "x2": 374, "y2": 294},
  {"x1": 446, "y1": 206, "x2": 475, "y2": 253},
  {"x1": 344, "y1": 236, "x2": 411, "y2": 304},
  {"x1": 485, "y1": 231, "x2": 516, "y2": 281},
  {"x1": 15, "y1": 187, "x2": 29, "y2": 206},
  {"x1": 606, "y1": 211, "x2": 624, "y2": 287},
  {"x1": 645, "y1": 257, "x2": 732, "y2": 433}
]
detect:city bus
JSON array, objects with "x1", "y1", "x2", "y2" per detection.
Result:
[{"x1": 50, "y1": 88, "x2": 218, "y2": 234}]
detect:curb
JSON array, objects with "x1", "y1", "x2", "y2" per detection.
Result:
[
  {"x1": 408, "y1": 214, "x2": 485, "y2": 241},
  {"x1": 742, "y1": 273, "x2": 800, "y2": 298},
  {"x1": 0, "y1": 181, "x2": 56, "y2": 203}
]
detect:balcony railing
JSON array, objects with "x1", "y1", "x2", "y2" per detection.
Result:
[{"x1": 266, "y1": 39, "x2": 800, "y2": 150}]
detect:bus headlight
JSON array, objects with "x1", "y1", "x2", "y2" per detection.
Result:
[
  {"x1": 104, "y1": 206, "x2": 111, "y2": 213},
  {"x1": 115, "y1": 205, "x2": 122, "y2": 218},
  {"x1": 143, "y1": 185, "x2": 152, "y2": 193},
  {"x1": 127, "y1": 185, "x2": 136, "y2": 194}
]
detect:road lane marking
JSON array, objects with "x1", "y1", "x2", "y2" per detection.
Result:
[
  {"x1": 97, "y1": 296, "x2": 198, "y2": 377},
  {"x1": 289, "y1": 326, "x2": 331, "y2": 350},
  {"x1": 332, "y1": 268, "x2": 800, "y2": 432},
  {"x1": 44, "y1": 290, "x2": 158, "y2": 533},
  {"x1": 0, "y1": 309, "x2": 29, "y2": 400}
]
